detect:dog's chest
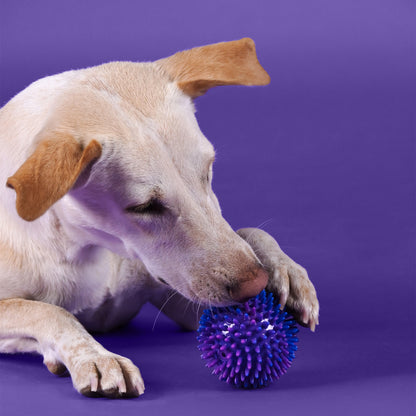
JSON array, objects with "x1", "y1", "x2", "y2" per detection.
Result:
[{"x1": 68, "y1": 253, "x2": 152, "y2": 332}]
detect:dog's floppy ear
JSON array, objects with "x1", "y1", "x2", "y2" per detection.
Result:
[
  {"x1": 6, "y1": 133, "x2": 102, "y2": 221},
  {"x1": 157, "y1": 37, "x2": 270, "y2": 97}
]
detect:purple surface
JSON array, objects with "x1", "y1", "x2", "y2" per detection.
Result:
[{"x1": 0, "y1": 0, "x2": 415, "y2": 415}]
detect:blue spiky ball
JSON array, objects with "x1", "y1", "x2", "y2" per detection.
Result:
[{"x1": 197, "y1": 290, "x2": 299, "y2": 389}]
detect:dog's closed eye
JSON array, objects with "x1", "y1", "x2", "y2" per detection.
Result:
[
  {"x1": 203, "y1": 158, "x2": 215, "y2": 184},
  {"x1": 125, "y1": 198, "x2": 165, "y2": 215}
]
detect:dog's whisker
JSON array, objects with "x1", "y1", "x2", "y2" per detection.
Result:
[
  {"x1": 183, "y1": 298, "x2": 193, "y2": 315},
  {"x1": 195, "y1": 300, "x2": 202, "y2": 329},
  {"x1": 255, "y1": 218, "x2": 273, "y2": 231},
  {"x1": 152, "y1": 290, "x2": 178, "y2": 331},
  {"x1": 208, "y1": 297, "x2": 213, "y2": 315},
  {"x1": 244, "y1": 220, "x2": 273, "y2": 242}
]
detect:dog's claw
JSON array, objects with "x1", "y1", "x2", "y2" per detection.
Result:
[
  {"x1": 69, "y1": 350, "x2": 144, "y2": 398},
  {"x1": 135, "y1": 379, "x2": 145, "y2": 396},
  {"x1": 117, "y1": 378, "x2": 127, "y2": 395},
  {"x1": 90, "y1": 374, "x2": 98, "y2": 392},
  {"x1": 301, "y1": 309, "x2": 309, "y2": 325},
  {"x1": 279, "y1": 291, "x2": 288, "y2": 310},
  {"x1": 275, "y1": 264, "x2": 319, "y2": 332}
]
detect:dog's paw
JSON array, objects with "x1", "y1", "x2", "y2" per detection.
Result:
[
  {"x1": 69, "y1": 351, "x2": 145, "y2": 398},
  {"x1": 268, "y1": 260, "x2": 319, "y2": 331},
  {"x1": 237, "y1": 228, "x2": 319, "y2": 331}
]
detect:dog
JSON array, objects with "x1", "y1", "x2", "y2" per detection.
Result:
[{"x1": 0, "y1": 38, "x2": 319, "y2": 397}]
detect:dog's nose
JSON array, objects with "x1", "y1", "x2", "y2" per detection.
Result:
[{"x1": 228, "y1": 267, "x2": 269, "y2": 303}]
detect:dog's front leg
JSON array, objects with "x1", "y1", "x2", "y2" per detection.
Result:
[
  {"x1": 237, "y1": 228, "x2": 319, "y2": 331},
  {"x1": 0, "y1": 299, "x2": 144, "y2": 397}
]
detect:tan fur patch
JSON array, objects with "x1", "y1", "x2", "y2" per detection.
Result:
[
  {"x1": 6, "y1": 133, "x2": 102, "y2": 221},
  {"x1": 157, "y1": 38, "x2": 270, "y2": 97}
]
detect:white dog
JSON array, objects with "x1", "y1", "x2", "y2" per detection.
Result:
[{"x1": 0, "y1": 38, "x2": 319, "y2": 397}]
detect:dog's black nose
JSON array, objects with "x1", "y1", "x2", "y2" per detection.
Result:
[{"x1": 228, "y1": 267, "x2": 268, "y2": 303}]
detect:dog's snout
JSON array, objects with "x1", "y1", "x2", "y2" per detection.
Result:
[{"x1": 228, "y1": 267, "x2": 268, "y2": 303}]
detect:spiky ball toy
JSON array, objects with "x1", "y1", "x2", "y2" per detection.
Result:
[{"x1": 197, "y1": 290, "x2": 299, "y2": 389}]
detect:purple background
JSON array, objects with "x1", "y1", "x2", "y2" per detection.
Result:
[{"x1": 0, "y1": 0, "x2": 414, "y2": 415}]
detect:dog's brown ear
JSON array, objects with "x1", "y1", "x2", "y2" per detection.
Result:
[
  {"x1": 157, "y1": 38, "x2": 270, "y2": 97},
  {"x1": 6, "y1": 133, "x2": 102, "y2": 221}
]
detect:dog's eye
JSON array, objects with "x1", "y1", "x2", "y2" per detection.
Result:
[{"x1": 125, "y1": 199, "x2": 165, "y2": 215}]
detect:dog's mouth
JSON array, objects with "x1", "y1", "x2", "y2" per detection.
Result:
[{"x1": 155, "y1": 274, "x2": 248, "y2": 308}]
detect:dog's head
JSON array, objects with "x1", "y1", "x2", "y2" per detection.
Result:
[{"x1": 6, "y1": 38, "x2": 270, "y2": 306}]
